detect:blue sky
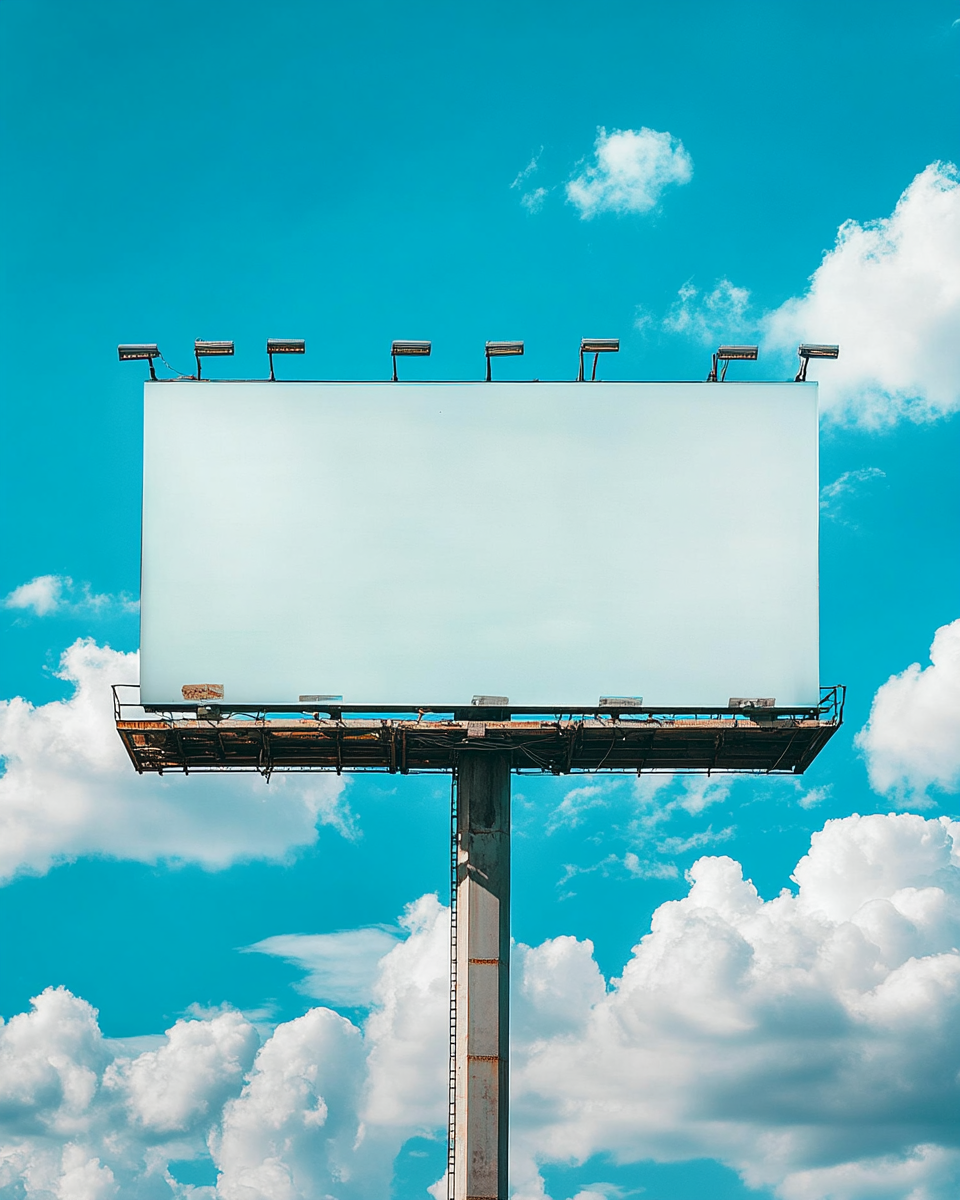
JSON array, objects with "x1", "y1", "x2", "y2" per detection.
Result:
[{"x1": 2, "y1": 2, "x2": 960, "y2": 1198}]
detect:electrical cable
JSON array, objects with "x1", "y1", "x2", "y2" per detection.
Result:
[{"x1": 157, "y1": 352, "x2": 196, "y2": 379}]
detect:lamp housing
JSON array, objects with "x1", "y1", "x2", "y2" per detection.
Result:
[
  {"x1": 795, "y1": 343, "x2": 840, "y2": 381},
  {"x1": 118, "y1": 343, "x2": 160, "y2": 361},
  {"x1": 194, "y1": 339, "x2": 234, "y2": 380},
  {"x1": 118, "y1": 343, "x2": 160, "y2": 380},
  {"x1": 708, "y1": 345, "x2": 758, "y2": 382},
  {"x1": 579, "y1": 337, "x2": 620, "y2": 381}
]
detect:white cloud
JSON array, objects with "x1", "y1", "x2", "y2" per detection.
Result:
[
  {"x1": 764, "y1": 161, "x2": 960, "y2": 426},
  {"x1": 0, "y1": 901, "x2": 451, "y2": 1199},
  {"x1": 5, "y1": 816, "x2": 960, "y2": 1198},
  {"x1": 511, "y1": 149, "x2": 549, "y2": 213},
  {"x1": 654, "y1": 164, "x2": 960, "y2": 428},
  {"x1": 623, "y1": 852, "x2": 679, "y2": 880},
  {"x1": 632, "y1": 771, "x2": 735, "y2": 825},
  {"x1": 546, "y1": 782, "x2": 614, "y2": 832},
  {"x1": 566, "y1": 127, "x2": 692, "y2": 219},
  {"x1": 819, "y1": 467, "x2": 886, "y2": 523},
  {"x1": 511, "y1": 812, "x2": 960, "y2": 1200},
  {"x1": 0, "y1": 639, "x2": 352, "y2": 882},
  {"x1": 4, "y1": 575, "x2": 69, "y2": 617},
  {"x1": 110, "y1": 1011, "x2": 258, "y2": 1135},
  {"x1": 520, "y1": 186, "x2": 548, "y2": 213},
  {"x1": 213, "y1": 1007, "x2": 367, "y2": 1200},
  {"x1": 3, "y1": 576, "x2": 138, "y2": 619},
  {"x1": 511, "y1": 150, "x2": 542, "y2": 189},
  {"x1": 662, "y1": 278, "x2": 752, "y2": 344},
  {"x1": 247, "y1": 928, "x2": 401, "y2": 1006},
  {"x1": 361, "y1": 894, "x2": 449, "y2": 1133},
  {"x1": 856, "y1": 618, "x2": 960, "y2": 799}
]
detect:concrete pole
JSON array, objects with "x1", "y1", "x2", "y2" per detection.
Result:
[{"x1": 453, "y1": 751, "x2": 511, "y2": 1200}]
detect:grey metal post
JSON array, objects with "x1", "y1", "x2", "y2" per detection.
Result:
[{"x1": 453, "y1": 751, "x2": 511, "y2": 1200}]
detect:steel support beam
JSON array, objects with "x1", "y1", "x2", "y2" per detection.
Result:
[{"x1": 453, "y1": 751, "x2": 511, "y2": 1200}]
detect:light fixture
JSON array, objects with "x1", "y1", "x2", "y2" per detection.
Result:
[
  {"x1": 194, "y1": 339, "x2": 234, "y2": 379},
  {"x1": 599, "y1": 696, "x2": 643, "y2": 707},
  {"x1": 579, "y1": 338, "x2": 619, "y2": 382},
  {"x1": 391, "y1": 339, "x2": 431, "y2": 382},
  {"x1": 472, "y1": 694, "x2": 509, "y2": 706},
  {"x1": 728, "y1": 697, "x2": 775, "y2": 708},
  {"x1": 267, "y1": 338, "x2": 305, "y2": 381},
  {"x1": 795, "y1": 343, "x2": 839, "y2": 382},
  {"x1": 707, "y1": 345, "x2": 758, "y2": 382},
  {"x1": 485, "y1": 341, "x2": 523, "y2": 382},
  {"x1": 118, "y1": 344, "x2": 160, "y2": 380}
]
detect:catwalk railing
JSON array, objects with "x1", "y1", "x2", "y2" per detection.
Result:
[{"x1": 113, "y1": 686, "x2": 844, "y2": 777}]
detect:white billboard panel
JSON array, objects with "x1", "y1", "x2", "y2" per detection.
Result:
[{"x1": 140, "y1": 381, "x2": 819, "y2": 708}]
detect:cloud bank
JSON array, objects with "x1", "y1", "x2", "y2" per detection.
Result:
[
  {"x1": 566, "y1": 127, "x2": 692, "y2": 219},
  {"x1": 0, "y1": 895, "x2": 448, "y2": 1200},
  {"x1": 4, "y1": 816, "x2": 960, "y2": 1199},
  {"x1": 857, "y1": 618, "x2": 960, "y2": 800},
  {"x1": 0, "y1": 639, "x2": 352, "y2": 882}
]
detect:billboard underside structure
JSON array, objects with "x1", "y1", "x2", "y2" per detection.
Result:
[{"x1": 119, "y1": 380, "x2": 841, "y2": 775}]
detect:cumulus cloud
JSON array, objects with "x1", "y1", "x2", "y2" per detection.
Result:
[
  {"x1": 111, "y1": 1011, "x2": 258, "y2": 1135},
  {"x1": 6, "y1": 816, "x2": 960, "y2": 1198},
  {"x1": 3, "y1": 575, "x2": 137, "y2": 619},
  {"x1": 764, "y1": 161, "x2": 960, "y2": 425},
  {"x1": 0, "y1": 898, "x2": 451, "y2": 1199},
  {"x1": 566, "y1": 127, "x2": 692, "y2": 219},
  {"x1": 0, "y1": 639, "x2": 352, "y2": 882},
  {"x1": 510, "y1": 811, "x2": 960, "y2": 1200},
  {"x1": 857, "y1": 618, "x2": 960, "y2": 799},
  {"x1": 361, "y1": 894, "x2": 449, "y2": 1133},
  {"x1": 213, "y1": 1007, "x2": 367, "y2": 1200}
]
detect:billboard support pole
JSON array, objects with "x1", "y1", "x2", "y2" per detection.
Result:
[{"x1": 452, "y1": 751, "x2": 511, "y2": 1200}]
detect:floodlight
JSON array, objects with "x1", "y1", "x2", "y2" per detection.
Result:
[
  {"x1": 267, "y1": 338, "x2": 305, "y2": 381},
  {"x1": 599, "y1": 696, "x2": 643, "y2": 707},
  {"x1": 707, "y1": 345, "x2": 758, "y2": 382},
  {"x1": 728, "y1": 697, "x2": 775, "y2": 708},
  {"x1": 578, "y1": 338, "x2": 620, "y2": 382},
  {"x1": 194, "y1": 339, "x2": 234, "y2": 379},
  {"x1": 795, "y1": 343, "x2": 839, "y2": 382},
  {"x1": 118, "y1": 344, "x2": 160, "y2": 380},
  {"x1": 391, "y1": 339, "x2": 431, "y2": 382},
  {"x1": 485, "y1": 341, "x2": 524, "y2": 382},
  {"x1": 472, "y1": 694, "x2": 509, "y2": 706}
]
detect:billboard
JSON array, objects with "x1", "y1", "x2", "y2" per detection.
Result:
[{"x1": 140, "y1": 381, "x2": 819, "y2": 708}]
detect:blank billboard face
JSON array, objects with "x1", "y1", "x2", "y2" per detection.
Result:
[{"x1": 140, "y1": 381, "x2": 819, "y2": 708}]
